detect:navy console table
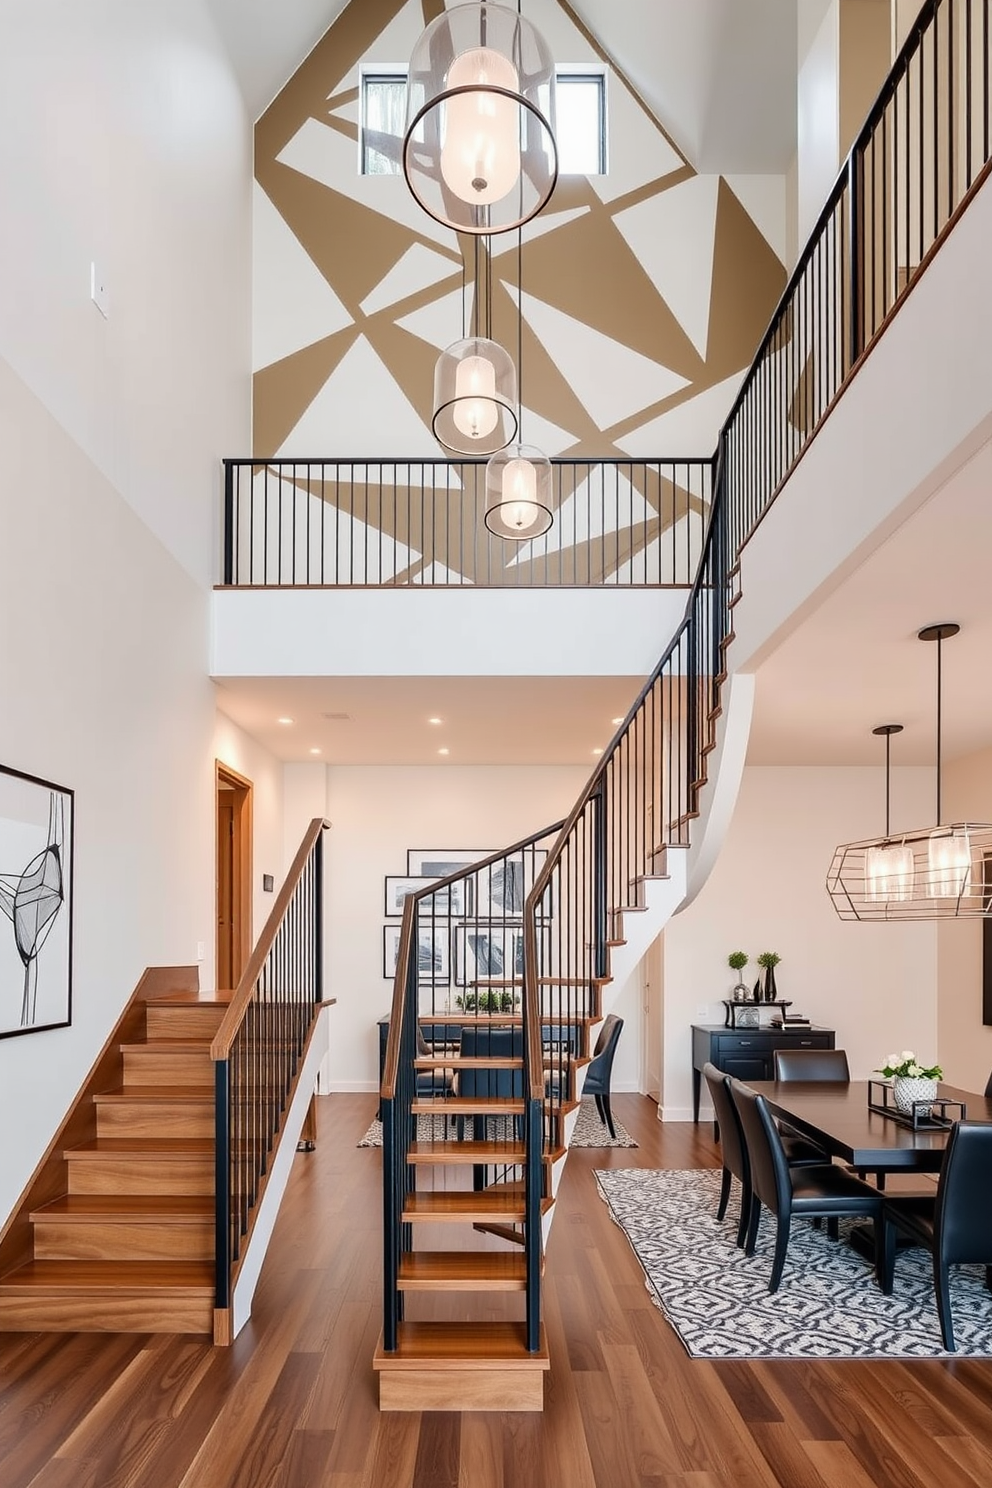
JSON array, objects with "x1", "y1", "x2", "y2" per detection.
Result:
[{"x1": 691, "y1": 1023, "x2": 836, "y2": 1122}]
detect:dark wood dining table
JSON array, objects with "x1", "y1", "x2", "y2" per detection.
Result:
[{"x1": 749, "y1": 1080, "x2": 992, "y2": 1173}]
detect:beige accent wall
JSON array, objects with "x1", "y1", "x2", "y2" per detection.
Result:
[
  {"x1": 250, "y1": 0, "x2": 787, "y2": 584},
  {"x1": 937, "y1": 747, "x2": 992, "y2": 1092}
]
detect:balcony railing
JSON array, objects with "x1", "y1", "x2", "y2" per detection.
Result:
[{"x1": 222, "y1": 457, "x2": 712, "y2": 589}]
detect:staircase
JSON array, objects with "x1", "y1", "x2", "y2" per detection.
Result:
[{"x1": 0, "y1": 982, "x2": 227, "y2": 1334}]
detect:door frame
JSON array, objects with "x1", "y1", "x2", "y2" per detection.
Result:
[{"x1": 215, "y1": 761, "x2": 253, "y2": 990}]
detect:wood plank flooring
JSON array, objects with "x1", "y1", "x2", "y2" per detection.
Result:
[{"x1": 2, "y1": 1093, "x2": 992, "y2": 1487}]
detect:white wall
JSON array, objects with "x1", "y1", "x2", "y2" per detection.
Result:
[
  {"x1": 0, "y1": 3, "x2": 252, "y2": 1224},
  {"x1": 0, "y1": 1, "x2": 251, "y2": 586},
  {"x1": 937, "y1": 746, "x2": 992, "y2": 1091},
  {"x1": 663, "y1": 764, "x2": 938, "y2": 1120},
  {"x1": 0, "y1": 357, "x2": 219, "y2": 1217},
  {"x1": 321, "y1": 764, "x2": 588, "y2": 1090},
  {"x1": 212, "y1": 710, "x2": 287, "y2": 965}
]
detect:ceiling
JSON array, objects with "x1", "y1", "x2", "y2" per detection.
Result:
[
  {"x1": 213, "y1": 675, "x2": 645, "y2": 765},
  {"x1": 205, "y1": 0, "x2": 799, "y2": 173},
  {"x1": 746, "y1": 434, "x2": 992, "y2": 766}
]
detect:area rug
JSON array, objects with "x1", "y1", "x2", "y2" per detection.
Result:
[
  {"x1": 595, "y1": 1168, "x2": 992, "y2": 1359},
  {"x1": 358, "y1": 1100, "x2": 636, "y2": 1149}
]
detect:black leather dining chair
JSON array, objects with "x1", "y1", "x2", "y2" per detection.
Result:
[
  {"x1": 582, "y1": 1013, "x2": 623, "y2": 1139},
  {"x1": 881, "y1": 1120, "x2": 992, "y2": 1351},
  {"x1": 704, "y1": 1063, "x2": 826, "y2": 1247},
  {"x1": 773, "y1": 1048, "x2": 851, "y2": 1081},
  {"x1": 456, "y1": 1025, "x2": 524, "y2": 1140},
  {"x1": 730, "y1": 1078, "x2": 890, "y2": 1294}
]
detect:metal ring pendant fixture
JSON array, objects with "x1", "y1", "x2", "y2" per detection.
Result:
[{"x1": 403, "y1": 3, "x2": 558, "y2": 235}]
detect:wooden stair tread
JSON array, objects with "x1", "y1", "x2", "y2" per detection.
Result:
[
  {"x1": 31, "y1": 1195, "x2": 213, "y2": 1222},
  {"x1": 374, "y1": 1321, "x2": 549, "y2": 1369},
  {"x1": 68, "y1": 1138, "x2": 214, "y2": 1157},
  {"x1": 95, "y1": 1086, "x2": 213, "y2": 1104},
  {"x1": 397, "y1": 1252, "x2": 527, "y2": 1290},
  {"x1": 402, "y1": 1192, "x2": 527, "y2": 1222},
  {"x1": 413, "y1": 1057, "x2": 522, "y2": 1070},
  {"x1": 144, "y1": 991, "x2": 233, "y2": 1006},
  {"x1": 0, "y1": 1260, "x2": 214, "y2": 1293},
  {"x1": 411, "y1": 1097, "x2": 524, "y2": 1115}
]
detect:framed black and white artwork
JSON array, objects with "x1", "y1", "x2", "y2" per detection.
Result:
[
  {"x1": 474, "y1": 851, "x2": 549, "y2": 919},
  {"x1": 453, "y1": 925, "x2": 523, "y2": 987},
  {"x1": 383, "y1": 924, "x2": 450, "y2": 985},
  {"x1": 384, "y1": 875, "x2": 468, "y2": 919},
  {"x1": 0, "y1": 764, "x2": 73, "y2": 1039},
  {"x1": 406, "y1": 849, "x2": 493, "y2": 880}
]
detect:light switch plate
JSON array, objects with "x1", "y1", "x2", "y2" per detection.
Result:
[{"x1": 90, "y1": 262, "x2": 109, "y2": 318}]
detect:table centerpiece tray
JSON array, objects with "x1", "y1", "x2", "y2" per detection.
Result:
[{"x1": 866, "y1": 1077, "x2": 965, "y2": 1131}]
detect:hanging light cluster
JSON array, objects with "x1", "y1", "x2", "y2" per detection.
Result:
[
  {"x1": 403, "y1": 1, "x2": 557, "y2": 541},
  {"x1": 827, "y1": 625, "x2": 992, "y2": 921}
]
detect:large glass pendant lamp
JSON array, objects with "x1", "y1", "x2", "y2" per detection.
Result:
[
  {"x1": 827, "y1": 624, "x2": 992, "y2": 920},
  {"x1": 403, "y1": 3, "x2": 557, "y2": 234}
]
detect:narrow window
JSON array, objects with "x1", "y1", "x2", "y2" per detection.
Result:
[{"x1": 361, "y1": 73, "x2": 407, "y2": 176}]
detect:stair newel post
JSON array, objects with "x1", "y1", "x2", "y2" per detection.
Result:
[
  {"x1": 381, "y1": 1088, "x2": 399, "y2": 1350},
  {"x1": 524, "y1": 1094, "x2": 543, "y2": 1354},
  {"x1": 313, "y1": 832, "x2": 324, "y2": 1011},
  {"x1": 214, "y1": 1057, "x2": 232, "y2": 1312},
  {"x1": 685, "y1": 612, "x2": 699, "y2": 825},
  {"x1": 592, "y1": 788, "x2": 608, "y2": 982}
]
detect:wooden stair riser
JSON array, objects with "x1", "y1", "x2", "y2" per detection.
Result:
[
  {"x1": 0, "y1": 1290, "x2": 213, "y2": 1334},
  {"x1": 32, "y1": 1218, "x2": 213, "y2": 1263},
  {"x1": 96, "y1": 1099, "x2": 213, "y2": 1140},
  {"x1": 123, "y1": 1047, "x2": 213, "y2": 1087},
  {"x1": 374, "y1": 1324, "x2": 548, "y2": 1412},
  {"x1": 145, "y1": 1005, "x2": 227, "y2": 1041},
  {"x1": 67, "y1": 1155, "x2": 213, "y2": 1197}
]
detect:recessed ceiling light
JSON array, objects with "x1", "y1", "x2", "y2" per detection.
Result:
[
  {"x1": 611, "y1": 717, "x2": 624, "y2": 726},
  {"x1": 277, "y1": 716, "x2": 295, "y2": 725},
  {"x1": 309, "y1": 747, "x2": 322, "y2": 755},
  {"x1": 428, "y1": 717, "x2": 444, "y2": 725},
  {"x1": 438, "y1": 747, "x2": 450, "y2": 756},
  {"x1": 592, "y1": 747, "x2": 604, "y2": 756}
]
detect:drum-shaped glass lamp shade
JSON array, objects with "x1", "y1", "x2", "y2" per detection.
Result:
[
  {"x1": 404, "y1": 4, "x2": 557, "y2": 234},
  {"x1": 432, "y1": 338, "x2": 517, "y2": 454},
  {"x1": 485, "y1": 445, "x2": 553, "y2": 539}
]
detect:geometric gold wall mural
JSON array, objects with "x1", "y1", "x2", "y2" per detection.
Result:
[{"x1": 250, "y1": 0, "x2": 787, "y2": 586}]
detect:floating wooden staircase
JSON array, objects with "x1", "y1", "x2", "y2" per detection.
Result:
[
  {"x1": 0, "y1": 975, "x2": 228, "y2": 1334},
  {"x1": 374, "y1": 958, "x2": 613, "y2": 1411}
]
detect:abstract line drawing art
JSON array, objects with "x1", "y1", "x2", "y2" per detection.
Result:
[{"x1": 0, "y1": 765, "x2": 73, "y2": 1039}]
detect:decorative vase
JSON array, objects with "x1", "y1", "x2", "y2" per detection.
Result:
[
  {"x1": 763, "y1": 965, "x2": 778, "y2": 1002},
  {"x1": 751, "y1": 978, "x2": 762, "y2": 1004},
  {"x1": 893, "y1": 1075, "x2": 938, "y2": 1116}
]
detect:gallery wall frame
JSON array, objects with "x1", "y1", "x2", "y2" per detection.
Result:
[
  {"x1": 384, "y1": 874, "x2": 468, "y2": 918},
  {"x1": 406, "y1": 849, "x2": 495, "y2": 880},
  {"x1": 383, "y1": 923, "x2": 450, "y2": 985},
  {"x1": 0, "y1": 763, "x2": 74, "y2": 1039}
]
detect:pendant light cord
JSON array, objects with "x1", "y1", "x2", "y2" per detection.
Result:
[
  {"x1": 517, "y1": 224, "x2": 523, "y2": 440},
  {"x1": 885, "y1": 730, "x2": 891, "y2": 838},
  {"x1": 936, "y1": 631, "x2": 943, "y2": 825}
]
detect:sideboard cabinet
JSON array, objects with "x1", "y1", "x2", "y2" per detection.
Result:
[{"x1": 691, "y1": 1023, "x2": 836, "y2": 1122}]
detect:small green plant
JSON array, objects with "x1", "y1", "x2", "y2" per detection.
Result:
[
  {"x1": 756, "y1": 951, "x2": 781, "y2": 970},
  {"x1": 455, "y1": 989, "x2": 520, "y2": 1014},
  {"x1": 727, "y1": 951, "x2": 748, "y2": 972}
]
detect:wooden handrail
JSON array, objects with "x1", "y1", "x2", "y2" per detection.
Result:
[{"x1": 211, "y1": 817, "x2": 330, "y2": 1061}]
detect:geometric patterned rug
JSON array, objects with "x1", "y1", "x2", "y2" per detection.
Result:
[
  {"x1": 595, "y1": 1168, "x2": 992, "y2": 1359},
  {"x1": 358, "y1": 1099, "x2": 636, "y2": 1149}
]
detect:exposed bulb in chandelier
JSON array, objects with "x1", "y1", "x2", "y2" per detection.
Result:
[
  {"x1": 501, "y1": 457, "x2": 541, "y2": 530},
  {"x1": 440, "y1": 48, "x2": 521, "y2": 205},
  {"x1": 451, "y1": 354, "x2": 499, "y2": 439}
]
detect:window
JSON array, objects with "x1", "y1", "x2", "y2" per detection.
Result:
[
  {"x1": 360, "y1": 68, "x2": 606, "y2": 177},
  {"x1": 361, "y1": 73, "x2": 407, "y2": 175}
]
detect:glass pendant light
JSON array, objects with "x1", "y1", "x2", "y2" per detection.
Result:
[
  {"x1": 827, "y1": 624, "x2": 992, "y2": 920},
  {"x1": 432, "y1": 239, "x2": 517, "y2": 455},
  {"x1": 484, "y1": 444, "x2": 552, "y2": 538},
  {"x1": 404, "y1": 3, "x2": 557, "y2": 235}
]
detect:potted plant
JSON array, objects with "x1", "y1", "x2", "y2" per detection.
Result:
[
  {"x1": 727, "y1": 950, "x2": 749, "y2": 1002},
  {"x1": 878, "y1": 1051, "x2": 943, "y2": 1115},
  {"x1": 756, "y1": 950, "x2": 781, "y2": 1002}
]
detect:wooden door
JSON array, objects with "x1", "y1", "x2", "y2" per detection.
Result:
[{"x1": 216, "y1": 764, "x2": 252, "y2": 990}]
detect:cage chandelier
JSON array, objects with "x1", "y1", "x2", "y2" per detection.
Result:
[
  {"x1": 403, "y1": 2, "x2": 558, "y2": 236},
  {"x1": 826, "y1": 624, "x2": 992, "y2": 921}
]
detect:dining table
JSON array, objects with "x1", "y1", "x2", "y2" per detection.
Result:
[{"x1": 749, "y1": 1079, "x2": 992, "y2": 1174}]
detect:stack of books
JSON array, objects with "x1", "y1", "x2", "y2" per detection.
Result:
[{"x1": 770, "y1": 1013, "x2": 811, "y2": 1029}]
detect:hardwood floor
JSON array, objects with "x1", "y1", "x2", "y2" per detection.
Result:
[{"x1": 3, "y1": 1093, "x2": 992, "y2": 1487}]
